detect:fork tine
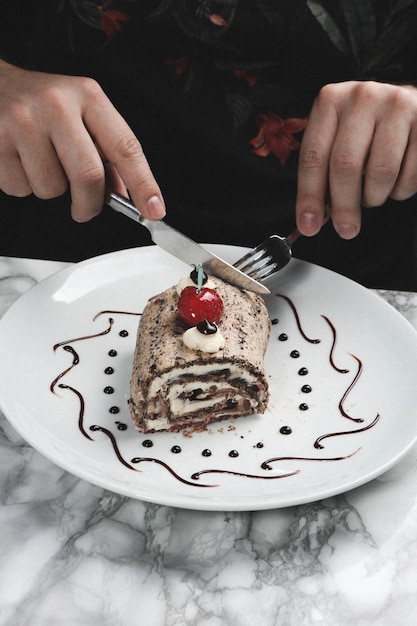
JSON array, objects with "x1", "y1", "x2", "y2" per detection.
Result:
[
  {"x1": 243, "y1": 256, "x2": 275, "y2": 277},
  {"x1": 250, "y1": 263, "x2": 281, "y2": 281},
  {"x1": 232, "y1": 243, "x2": 267, "y2": 270},
  {"x1": 232, "y1": 234, "x2": 294, "y2": 283},
  {"x1": 234, "y1": 251, "x2": 271, "y2": 274},
  {"x1": 246, "y1": 258, "x2": 280, "y2": 280}
]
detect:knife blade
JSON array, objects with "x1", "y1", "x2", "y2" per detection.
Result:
[{"x1": 106, "y1": 192, "x2": 270, "y2": 295}]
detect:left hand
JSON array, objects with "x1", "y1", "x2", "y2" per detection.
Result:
[{"x1": 296, "y1": 81, "x2": 417, "y2": 239}]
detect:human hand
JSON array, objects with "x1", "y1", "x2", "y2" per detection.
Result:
[
  {"x1": 0, "y1": 60, "x2": 165, "y2": 221},
  {"x1": 296, "y1": 81, "x2": 417, "y2": 239}
]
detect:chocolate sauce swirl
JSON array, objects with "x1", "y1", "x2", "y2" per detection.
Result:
[
  {"x1": 90, "y1": 425, "x2": 137, "y2": 470},
  {"x1": 58, "y1": 384, "x2": 92, "y2": 441},
  {"x1": 321, "y1": 315, "x2": 350, "y2": 373},
  {"x1": 261, "y1": 448, "x2": 360, "y2": 470},
  {"x1": 50, "y1": 345, "x2": 79, "y2": 394},
  {"x1": 191, "y1": 468, "x2": 299, "y2": 481},
  {"x1": 53, "y1": 318, "x2": 115, "y2": 351},
  {"x1": 93, "y1": 310, "x2": 141, "y2": 321},
  {"x1": 338, "y1": 355, "x2": 365, "y2": 423},
  {"x1": 131, "y1": 456, "x2": 216, "y2": 487},
  {"x1": 314, "y1": 415, "x2": 380, "y2": 450},
  {"x1": 275, "y1": 294, "x2": 321, "y2": 344}
]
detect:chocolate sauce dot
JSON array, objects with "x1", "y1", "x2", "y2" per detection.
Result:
[
  {"x1": 280, "y1": 426, "x2": 292, "y2": 435},
  {"x1": 116, "y1": 422, "x2": 127, "y2": 431},
  {"x1": 229, "y1": 450, "x2": 239, "y2": 458},
  {"x1": 290, "y1": 350, "x2": 300, "y2": 358},
  {"x1": 255, "y1": 442, "x2": 264, "y2": 448},
  {"x1": 301, "y1": 384, "x2": 312, "y2": 393},
  {"x1": 109, "y1": 406, "x2": 120, "y2": 414},
  {"x1": 142, "y1": 439, "x2": 153, "y2": 448},
  {"x1": 299, "y1": 403, "x2": 309, "y2": 411},
  {"x1": 104, "y1": 367, "x2": 114, "y2": 375},
  {"x1": 108, "y1": 350, "x2": 117, "y2": 357},
  {"x1": 271, "y1": 318, "x2": 279, "y2": 325},
  {"x1": 298, "y1": 367, "x2": 308, "y2": 376},
  {"x1": 119, "y1": 330, "x2": 129, "y2": 337},
  {"x1": 103, "y1": 386, "x2": 114, "y2": 394},
  {"x1": 202, "y1": 449, "x2": 212, "y2": 457},
  {"x1": 171, "y1": 445, "x2": 182, "y2": 454},
  {"x1": 278, "y1": 333, "x2": 288, "y2": 341},
  {"x1": 190, "y1": 266, "x2": 208, "y2": 285},
  {"x1": 196, "y1": 319, "x2": 217, "y2": 335}
]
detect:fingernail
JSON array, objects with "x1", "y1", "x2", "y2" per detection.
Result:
[
  {"x1": 335, "y1": 223, "x2": 359, "y2": 239},
  {"x1": 299, "y1": 212, "x2": 319, "y2": 234},
  {"x1": 147, "y1": 195, "x2": 166, "y2": 219}
]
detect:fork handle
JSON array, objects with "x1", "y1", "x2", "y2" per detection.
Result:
[
  {"x1": 286, "y1": 228, "x2": 301, "y2": 247},
  {"x1": 286, "y1": 205, "x2": 331, "y2": 246}
]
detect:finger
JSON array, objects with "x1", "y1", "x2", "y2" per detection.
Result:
[
  {"x1": 0, "y1": 152, "x2": 32, "y2": 197},
  {"x1": 362, "y1": 114, "x2": 410, "y2": 208},
  {"x1": 18, "y1": 138, "x2": 68, "y2": 200},
  {"x1": 389, "y1": 125, "x2": 417, "y2": 201},
  {"x1": 327, "y1": 109, "x2": 375, "y2": 239},
  {"x1": 51, "y1": 120, "x2": 106, "y2": 222},
  {"x1": 6, "y1": 100, "x2": 69, "y2": 200},
  {"x1": 83, "y1": 89, "x2": 166, "y2": 220},
  {"x1": 296, "y1": 91, "x2": 338, "y2": 236},
  {"x1": 104, "y1": 161, "x2": 129, "y2": 197}
]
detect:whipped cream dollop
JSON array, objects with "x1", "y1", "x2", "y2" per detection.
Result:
[{"x1": 182, "y1": 326, "x2": 225, "y2": 353}]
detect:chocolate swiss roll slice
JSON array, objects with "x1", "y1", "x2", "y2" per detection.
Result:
[{"x1": 128, "y1": 275, "x2": 270, "y2": 433}]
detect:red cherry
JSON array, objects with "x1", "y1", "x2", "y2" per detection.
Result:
[{"x1": 178, "y1": 286, "x2": 224, "y2": 326}]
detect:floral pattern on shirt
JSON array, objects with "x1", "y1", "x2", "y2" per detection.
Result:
[
  {"x1": 250, "y1": 113, "x2": 307, "y2": 166},
  {"x1": 57, "y1": 0, "x2": 129, "y2": 38},
  {"x1": 99, "y1": 0, "x2": 128, "y2": 37},
  {"x1": 53, "y1": 0, "x2": 415, "y2": 167}
]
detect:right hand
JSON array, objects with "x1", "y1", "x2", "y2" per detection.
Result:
[{"x1": 0, "y1": 59, "x2": 166, "y2": 221}]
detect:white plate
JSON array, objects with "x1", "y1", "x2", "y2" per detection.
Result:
[{"x1": 1, "y1": 245, "x2": 417, "y2": 511}]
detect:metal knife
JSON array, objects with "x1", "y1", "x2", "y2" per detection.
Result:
[{"x1": 106, "y1": 192, "x2": 270, "y2": 295}]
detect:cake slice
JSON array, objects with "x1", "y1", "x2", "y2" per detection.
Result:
[{"x1": 128, "y1": 274, "x2": 270, "y2": 433}]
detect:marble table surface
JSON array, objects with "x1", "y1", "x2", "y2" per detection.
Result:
[{"x1": 1, "y1": 254, "x2": 417, "y2": 626}]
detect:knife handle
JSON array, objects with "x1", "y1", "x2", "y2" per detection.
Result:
[{"x1": 105, "y1": 191, "x2": 145, "y2": 225}]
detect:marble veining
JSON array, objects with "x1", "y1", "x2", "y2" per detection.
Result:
[{"x1": 1, "y1": 256, "x2": 417, "y2": 626}]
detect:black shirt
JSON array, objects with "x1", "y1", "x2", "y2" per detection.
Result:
[{"x1": 1, "y1": 0, "x2": 417, "y2": 289}]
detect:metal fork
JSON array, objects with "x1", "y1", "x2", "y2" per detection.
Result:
[
  {"x1": 233, "y1": 229, "x2": 301, "y2": 282},
  {"x1": 233, "y1": 207, "x2": 330, "y2": 283}
]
